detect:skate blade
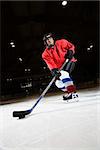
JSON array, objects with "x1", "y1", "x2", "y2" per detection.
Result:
[{"x1": 66, "y1": 97, "x2": 79, "y2": 103}]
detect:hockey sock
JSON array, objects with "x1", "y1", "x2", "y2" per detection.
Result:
[{"x1": 67, "y1": 85, "x2": 76, "y2": 94}]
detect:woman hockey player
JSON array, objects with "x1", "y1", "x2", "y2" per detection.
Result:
[{"x1": 42, "y1": 33, "x2": 78, "y2": 100}]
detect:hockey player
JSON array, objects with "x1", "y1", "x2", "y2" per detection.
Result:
[{"x1": 42, "y1": 33, "x2": 78, "y2": 100}]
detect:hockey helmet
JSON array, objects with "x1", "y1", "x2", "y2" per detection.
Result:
[{"x1": 43, "y1": 33, "x2": 53, "y2": 41}]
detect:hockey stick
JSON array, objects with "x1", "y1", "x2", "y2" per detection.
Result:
[{"x1": 13, "y1": 59, "x2": 69, "y2": 119}]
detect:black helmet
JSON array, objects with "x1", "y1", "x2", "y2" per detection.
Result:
[{"x1": 43, "y1": 33, "x2": 53, "y2": 41}]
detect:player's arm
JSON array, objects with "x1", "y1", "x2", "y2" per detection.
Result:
[
  {"x1": 61, "y1": 39, "x2": 75, "y2": 60},
  {"x1": 42, "y1": 52, "x2": 57, "y2": 70},
  {"x1": 42, "y1": 52, "x2": 61, "y2": 79}
]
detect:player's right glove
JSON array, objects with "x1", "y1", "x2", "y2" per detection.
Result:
[{"x1": 51, "y1": 68, "x2": 61, "y2": 79}]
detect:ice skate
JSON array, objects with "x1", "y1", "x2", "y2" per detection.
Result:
[{"x1": 63, "y1": 92, "x2": 79, "y2": 102}]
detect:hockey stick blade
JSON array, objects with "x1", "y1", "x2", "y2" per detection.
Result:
[
  {"x1": 13, "y1": 95, "x2": 43, "y2": 119},
  {"x1": 13, "y1": 109, "x2": 31, "y2": 119}
]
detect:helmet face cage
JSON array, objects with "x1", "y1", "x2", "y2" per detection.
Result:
[{"x1": 43, "y1": 33, "x2": 54, "y2": 47}]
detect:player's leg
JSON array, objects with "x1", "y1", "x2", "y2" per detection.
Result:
[{"x1": 55, "y1": 70, "x2": 78, "y2": 100}]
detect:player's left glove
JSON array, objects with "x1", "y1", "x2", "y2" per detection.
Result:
[
  {"x1": 65, "y1": 50, "x2": 73, "y2": 60},
  {"x1": 51, "y1": 68, "x2": 61, "y2": 80}
]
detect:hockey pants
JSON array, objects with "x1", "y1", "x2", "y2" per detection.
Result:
[{"x1": 55, "y1": 70, "x2": 76, "y2": 94}]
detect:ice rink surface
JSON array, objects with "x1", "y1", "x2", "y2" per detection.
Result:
[{"x1": 0, "y1": 87, "x2": 100, "y2": 150}]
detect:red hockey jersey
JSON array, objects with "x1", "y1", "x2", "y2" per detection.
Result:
[{"x1": 42, "y1": 39, "x2": 77, "y2": 70}]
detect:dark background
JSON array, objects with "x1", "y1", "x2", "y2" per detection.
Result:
[{"x1": 1, "y1": 1, "x2": 99, "y2": 99}]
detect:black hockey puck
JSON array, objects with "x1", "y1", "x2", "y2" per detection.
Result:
[{"x1": 18, "y1": 115, "x2": 25, "y2": 119}]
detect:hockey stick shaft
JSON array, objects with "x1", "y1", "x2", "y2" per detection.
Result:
[{"x1": 13, "y1": 59, "x2": 68, "y2": 118}]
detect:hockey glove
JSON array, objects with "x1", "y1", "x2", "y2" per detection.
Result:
[
  {"x1": 65, "y1": 50, "x2": 73, "y2": 60},
  {"x1": 51, "y1": 68, "x2": 61, "y2": 79}
]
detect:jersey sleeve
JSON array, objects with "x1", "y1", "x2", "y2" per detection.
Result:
[
  {"x1": 61, "y1": 39, "x2": 75, "y2": 53},
  {"x1": 42, "y1": 51, "x2": 58, "y2": 70}
]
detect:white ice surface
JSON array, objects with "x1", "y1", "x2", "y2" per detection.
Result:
[{"x1": 0, "y1": 87, "x2": 100, "y2": 150}]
